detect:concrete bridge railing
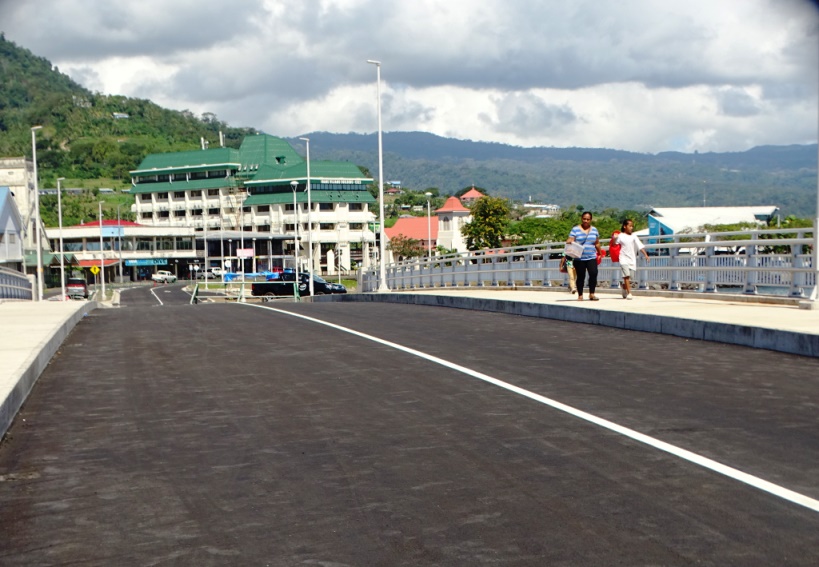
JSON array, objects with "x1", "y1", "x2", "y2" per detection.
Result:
[{"x1": 361, "y1": 227, "x2": 816, "y2": 298}]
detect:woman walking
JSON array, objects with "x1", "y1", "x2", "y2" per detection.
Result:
[{"x1": 566, "y1": 212, "x2": 603, "y2": 301}]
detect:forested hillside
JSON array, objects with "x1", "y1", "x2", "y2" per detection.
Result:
[
  {"x1": 291, "y1": 132, "x2": 818, "y2": 216},
  {"x1": 0, "y1": 35, "x2": 255, "y2": 186}
]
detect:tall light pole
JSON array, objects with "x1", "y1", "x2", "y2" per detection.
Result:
[
  {"x1": 203, "y1": 201, "x2": 209, "y2": 287},
  {"x1": 367, "y1": 60, "x2": 389, "y2": 292},
  {"x1": 219, "y1": 215, "x2": 225, "y2": 285},
  {"x1": 425, "y1": 191, "x2": 433, "y2": 261},
  {"x1": 290, "y1": 180, "x2": 300, "y2": 284},
  {"x1": 801, "y1": 140, "x2": 819, "y2": 309},
  {"x1": 98, "y1": 201, "x2": 105, "y2": 299},
  {"x1": 299, "y1": 137, "x2": 314, "y2": 297},
  {"x1": 31, "y1": 125, "x2": 43, "y2": 301},
  {"x1": 239, "y1": 198, "x2": 245, "y2": 274},
  {"x1": 117, "y1": 204, "x2": 123, "y2": 283},
  {"x1": 57, "y1": 177, "x2": 66, "y2": 300}
]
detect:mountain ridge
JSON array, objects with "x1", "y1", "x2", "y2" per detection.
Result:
[
  {"x1": 287, "y1": 131, "x2": 817, "y2": 215},
  {"x1": 1, "y1": 34, "x2": 816, "y2": 216}
]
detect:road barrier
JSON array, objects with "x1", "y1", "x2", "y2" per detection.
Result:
[
  {"x1": 362, "y1": 227, "x2": 816, "y2": 298},
  {"x1": 0, "y1": 267, "x2": 33, "y2": 301}
]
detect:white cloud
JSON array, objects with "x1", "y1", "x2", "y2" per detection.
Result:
[{"x1": 1, "y1": 0, "x2": 816, "y2": 153}]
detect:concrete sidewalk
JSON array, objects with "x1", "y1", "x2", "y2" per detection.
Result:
[
  {"x1": 328, "y1": 287, "x2": 819, "y2": 358},
  {"x1": 0, "y1": 300, "x2": 97, "y2": 440}
]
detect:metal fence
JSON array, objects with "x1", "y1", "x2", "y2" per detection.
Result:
[
  {"x1": 361, "y1": 227, "x2": 816, "y2": 298},
  {"x1": 0, "y1": 267, "x2": 33, "y2": 301}
]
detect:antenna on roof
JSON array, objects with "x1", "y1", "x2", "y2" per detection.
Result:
[{"x1": 219, "y1": 131, "x2": 225, "y2": 147}]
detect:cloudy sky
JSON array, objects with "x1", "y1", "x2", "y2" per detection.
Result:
[{"x1": 2, "y1": 0, "x2": 818, "y2": 154}]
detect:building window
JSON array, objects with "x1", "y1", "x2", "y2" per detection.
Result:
[
  {"x1": 137, "y1": 240, "x2": 154, "y2": 251},
  {"x1": 350, "y1": 203, "x2": 364, "y2": 211},
  {"x1": 158, "y1": 211, "x2": 170, "y2": 218},
  {"x1": 173, "y1": 191, "x2": 185, "y2": 198},
  {"x1": 320, "y1": 223, "x2": 335, "y2": 230},
  {"x1": 349, "y1": 223, "x2": 363, "y2": 230},
  {"x1": 208, "y1": 189, "x2": 219, "y2": 196},
  {"x1": 208, "y1": 208, "x2": 219, "y2": 215},
  {"x1": 157, "y1": 192, "x2": 168, "y2": 199},
  {"x1": 257, "y1": 225, "x2": 270, "y2": 232},
  {"x1": 257, "y1": 205, "x2": 270, "y2": 213},
  {"x1": 319, "y1": 203, "x2": 334, "y2": 211},
  {"x1": 173, "y1": 173, "x2": 187, "y2": 182},
  {"x1": 174, "y1": 210, "x2": 186, "y2": 217},
  {"x1": 141, "y1": 212, "x2": 152, "y2": 220}
]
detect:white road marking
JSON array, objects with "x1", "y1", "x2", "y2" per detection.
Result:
[
  {"x1": 240, "y1": 302, "x2": 819, "y2": 514},
  {"x1": 149, "y1": 287, "x2": 164, "y2": 305}
]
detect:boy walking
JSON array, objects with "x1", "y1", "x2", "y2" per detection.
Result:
[{"x1": 611, "y1": 219, "x2": 650, "y2": 299}]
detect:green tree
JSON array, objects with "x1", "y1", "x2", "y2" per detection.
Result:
[
  {"x1": 461, "y1": 196, "x2": 511, "y2": 250},
  {"x1": 389, "y1": 234, "x2": 425, "y2": 260}
]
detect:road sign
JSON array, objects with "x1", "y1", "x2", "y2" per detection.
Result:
[
  {"x1": 90, "y1": 266, "x2": 100, "y2": 275},
  {"x1": 125, "y1": 259, "x2": 168, "y2": 266}
]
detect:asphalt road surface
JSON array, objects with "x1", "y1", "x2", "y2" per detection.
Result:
[{"x1": 1, "y1": 284, "x2": 817, "y2": 566}]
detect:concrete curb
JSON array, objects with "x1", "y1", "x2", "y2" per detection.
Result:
[
  {"x1": 323, "y1": 293, "x2": 819, "y2": 358},
  {"x1": 0, "y1": 302, "x2": 98, "y2": 440}
]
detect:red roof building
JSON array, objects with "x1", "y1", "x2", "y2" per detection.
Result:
[
  {"x1": 460, "y1": 187, "x2": 484, "y2": 204},
  {"x1": 437, "y1": 196, "x2": 471, "y2": 213},
  {"x1": 385, "y1": 216, "x2": 438, "y2": 254},
  {"x1": 70, "y1": 219, "x2": 143, "y2": 228}
]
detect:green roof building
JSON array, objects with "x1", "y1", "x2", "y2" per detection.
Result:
[{"x1": 129, "y1": 134, "x2": 377, "y2": 273}]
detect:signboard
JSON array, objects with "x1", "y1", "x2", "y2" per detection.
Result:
[
  {"x1": 237, "y1": 248, "x2": 254, "y2": 259},
  {"x1": 125, "y1": 259, "x2": 169, "y2": 266},
  {"x1": 101, "y1": 227, "x2": 124, "y2": 238},
  {"x1": 319, "y1": 179, "x2": 361, "y2": 185},
  {"x1": 90, "y1": 266, "x2": 100, "y2": 275}
]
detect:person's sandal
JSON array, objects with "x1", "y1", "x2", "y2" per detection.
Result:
[
  {"x1": 577, "y1": 296, "x2": 583, "y2": 301},
  {"x1": 589, "y1": 295, "x2": 599, "y2": 301}
]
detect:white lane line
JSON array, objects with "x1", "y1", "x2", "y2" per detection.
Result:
[
  {"x1": 149, "y1": 286, "x2": 164, "y2": 306},
  {"x1": 240, "y1": 302, "x2": 819, "y2": 514}
]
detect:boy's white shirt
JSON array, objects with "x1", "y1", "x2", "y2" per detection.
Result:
[{"x1": 616, "y1": 232, "x2": 644, "y2": 268}]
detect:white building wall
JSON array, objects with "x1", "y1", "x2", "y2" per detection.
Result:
[{"x1": 132, "y1": 186, "x2": 375, "y2": 273}]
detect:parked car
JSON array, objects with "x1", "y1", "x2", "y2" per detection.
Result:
[
  {"x1": 151, "y1": 270, "x2": 178, "y2": 284},
  {"x1": 253, "y1": 271, "x2": 347, "y2": 296},
  {"x1": 196, "y1": 268, "x2": 218, "y2": 279},
  {"x1": 65, "y1": 277, "x2": 89, "y2": 299}
]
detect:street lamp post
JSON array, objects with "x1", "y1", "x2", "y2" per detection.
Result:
[
  {"x1": 801, "y1": 142, "x2": 819, "y2": 309},
  {"x1": 425, "y1": 191, "x2": 433, "y2": 262},
  {"x1": 57, "y1": 177, "x2": 66, "y2": 300},
  {"x1": 290, "y1": 180, "x2": 300, "y2": 284},
  {"x1": 252, "y1": 237, "x2": 257, "y2": 273},
  {"x1": 366, "y1": 59, "x2": 390, "y2": 292},
  {"x1": 299, "y1": 137, "x2": 314, "y2": 297},
  {"x1": 31, "y1": 125, "x2": 43, "y2": 301},
  {"x1": 98, "y1": 201, "x2": 105, "y2": 299},
  {"x1": 228, "y1": 238, "x2": 233, "y2": 274},
  {"x1": 117, "y1": 205, "x2": 123, "y2": 283}
]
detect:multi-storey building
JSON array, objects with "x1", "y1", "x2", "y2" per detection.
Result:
[
  {"x1": 0, "y1": 157, "x2": 52, "y2": 257},
  {"x1": 130, "y1": 134, "x2": 377, "y2": 274}
]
